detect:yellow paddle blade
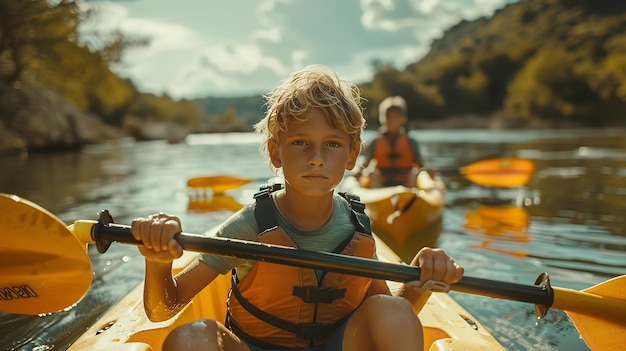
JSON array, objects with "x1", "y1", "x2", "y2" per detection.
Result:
[
  {"x1": 187, "y1": 195, "x2": 244, "y2": 212},
  {"x1": 554, "y1": 275, "x2": 626, "y2": 350},
  {"x1": 187, "y1": 175, "x2": 252, "y2": 195},
  {"x1": 0, "y1": 194, "x2": 92, "y2": 315},
  {"x1": 461, "y1": 158, "x2": 534, "y2": 188}
]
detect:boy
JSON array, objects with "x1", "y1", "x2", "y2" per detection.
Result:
[
  {"x1": 131, "y1": 65, "x2": 463, "y2": 350},
  {"x1": 355, "y1": 96, "x2": 425, "y2": 188}
]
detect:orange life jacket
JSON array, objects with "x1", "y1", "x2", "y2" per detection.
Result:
[
  {"x1": 227, "y1": 186, "x2": 375, "y2": 349},
  {"x1": 371, "y1": 133, "x2": 416, "y2": 186}
]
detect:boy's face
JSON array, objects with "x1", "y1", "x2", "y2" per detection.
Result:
[
  {"x1": 268, "y1": 108, "x2": 360, "y2": 197},
  {"x1": 384, "y1": 108, "x2": 407, "y2": 133}
]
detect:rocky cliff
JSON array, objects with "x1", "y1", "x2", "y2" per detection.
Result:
[{"x1": 0, "y1": 76, "x2": 127, "y2": 155}]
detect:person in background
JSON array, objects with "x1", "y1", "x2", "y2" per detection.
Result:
[
  {"x1": 130, "y1": 65, "x2": 463, "y2": 351},
  {"x1": 355, "y1": 96, "x2": 425, "y2": 188}
]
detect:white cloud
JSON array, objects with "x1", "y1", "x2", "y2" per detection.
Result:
[{"x1": 83, "y1": 0, "x2": 518, "y2": 99}]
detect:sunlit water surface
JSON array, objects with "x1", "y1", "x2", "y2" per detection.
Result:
[{"x1": 1, "y1": 129, "x2": 625, "y2": 350}]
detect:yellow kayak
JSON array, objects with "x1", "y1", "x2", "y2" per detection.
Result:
[
  {"x1": 3, "y1": 192, "x2": 621, "y2": 351},
  {"x1": 67, "y1": 231, "x2": 504, "y2": 351},
  {"x1": 341, "y1": 169, "x2": 446, "y2": 243}
]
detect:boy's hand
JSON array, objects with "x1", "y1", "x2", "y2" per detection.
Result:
[
  {"x1": 131, "y1": 213, "x2": 184, "y2": 263},
  {"x1": 410, "y1": 247, "x2": 463, "y2": 285}
]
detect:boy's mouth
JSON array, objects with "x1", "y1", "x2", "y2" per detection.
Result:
[{"x1": 303, "y1": 173, "x2": 328, "y2": 181}]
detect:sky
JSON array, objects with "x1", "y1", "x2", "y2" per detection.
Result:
[{"x1": 83, "y1": 0, "x2": 518, "y2": 100}]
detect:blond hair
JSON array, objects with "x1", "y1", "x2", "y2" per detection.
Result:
[{"x1": 255, "y1": 64, "x2": 365, "y2": 173}]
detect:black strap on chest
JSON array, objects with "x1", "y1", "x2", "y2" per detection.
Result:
[
  {"x1": 253, "y1": 183, "x2": 282, "y2": 233},
  {"x1": 226, "y1": 184, "x2": 371, "y2": 344},
  {"x1": 338, "y1": 191, "x2": 371, "y2": 236},
  {"x1": 253, "y1": 184, "x2": 370, "y2": 235},
  {"x1": 292, "y1": 285, "x2": 346, "y2": 303},
  {"x1": 229, "y1": 272, "x2": 348, "y2": 344}
]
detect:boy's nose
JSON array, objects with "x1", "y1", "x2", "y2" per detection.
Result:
[{"x1": 308, "y1": 146, "x2": 325, "y2": 166}]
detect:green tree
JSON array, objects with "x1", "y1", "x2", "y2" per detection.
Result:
[
  {"x1": 505, "y1": 50, "x2": 602, "y2": 125},
  {"x1": 604, "y1": 53, "x2": 626, "y2": 100},
  {"x1": 0, "y1": 0, "x2": 80, "y2": 84},
  {"x1": 0, "y1": 0, "x2": 151, "y2": 126}
]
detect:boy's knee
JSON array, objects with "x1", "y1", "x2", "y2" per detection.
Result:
[
  {"x1": 350, "y1": 295, "x2": 423, "y2": 347},
  {"x1": 362, "y1": 295, "x2": 410, "y2": 312},
  {"x1": 363, "y1": 295, "x2": 421, "y2": 326},
  {"x1": 163, "y1": 319, "x2": 221, "y2": 351}
]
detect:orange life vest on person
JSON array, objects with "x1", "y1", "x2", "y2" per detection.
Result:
[
  {"x1": 371, "y1": 133, "x2": 416, "y2": 186},
  {"x1": 227, "y1": 186, "x2": 375, "y2": 349}
]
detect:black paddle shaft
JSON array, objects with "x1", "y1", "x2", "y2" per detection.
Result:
[{"x1": 90, "y1": 210, "x2": 554, "y2": 317}]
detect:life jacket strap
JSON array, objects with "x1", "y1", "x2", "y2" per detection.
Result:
[
  {"x1": 379, "y1": 167, "x2": 413, "y2": 177},
  {"x1": 229, "y1": 273, "x2": 345, "y2": 342},
  {"x1": 292, "y1": 286, "x2": 346, "y2": 304},
  {"x1": 387, "y1": 151, "x2": 401, "y2": 160},
  {"x1": 337, "y1": 192, "x2": 371, "y2": 236},
  {"x1": 337, "y1": 191, "x2": 366, "y2": 214},
  {"x1": 253, "y1": 183, "x2": 283, "y2": 233},
  {"x1": 295, "y1": 321, "x2": 346, "y2": 340},
  {"x1": 227, "y1": 313, "x2": 346, "y2": 348},
  {"x1": 226, "y1": 315, "x2": 290, "y2": 350}
]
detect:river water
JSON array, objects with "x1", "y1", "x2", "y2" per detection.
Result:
[{"x1": 1, "y1": 128, "x2": 625, "y2": 350}]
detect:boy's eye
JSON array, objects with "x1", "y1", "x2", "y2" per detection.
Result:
[
  {"x1": 292, "y1": 140, "x2": 307, "y2": 145},
  {"x1": 327, "y1": 141, "x2": 342, "y2": 148}
]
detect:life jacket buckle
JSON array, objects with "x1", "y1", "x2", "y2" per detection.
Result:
[
  {"x1": 387, "y1": 152, "x2": 401, "y2": 159},
  {"x1": 338, "y1": 192, "x2": 366, "y2": 213},
  {"x1": 292, "y1": 286, "x2": 346, "y2": 304},
  {"x1": 253, "y1": 183, "x2": 283, "y2": 201}
]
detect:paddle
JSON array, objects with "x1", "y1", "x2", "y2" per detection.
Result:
[
  {"x1": 187, "y1": 195, "x2": 244, "y2": 212},
  {"x1": 187, "y1": 175, "x2": 254, "y2": 195},
  {"x1": 76, "y1": 216, "x2": 624, "y2": 351},
  {"x1": 0, "y1": 194, "x2": 92, "y2": 315},
  {"x1": 1, "y1": 194, "x2": 624, "y2": 350},
  {"x1": 187, "y1": 158, "x2": 534, "y2": 195},
  {"x1": 186, "y1": 175, "x2": 284, "y2": 199},
  {"x1": 460, "y1": 157, "x2": 535, "y2": 188}
]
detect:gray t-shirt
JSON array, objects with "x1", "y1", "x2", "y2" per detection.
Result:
[{"x1": 199, "y1": 192, "x2": 374, "y2": 280}]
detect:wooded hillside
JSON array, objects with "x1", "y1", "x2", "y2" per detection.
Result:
[
  {"x1": 0, "y1": 0, "x2": 207, "y2": 152},
  {"x1": 2, "y1": 0, "x2": 625, "y2": 153},
  {"x1": 359, "y1": 0, "x2": 626, "y2": 128}
]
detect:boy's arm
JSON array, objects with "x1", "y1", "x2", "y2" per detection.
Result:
[
  {"x1": 399, "y1": 247, "x2": 463, "y2": 307},
  {"x1": 408, "y1": 137, "x2": 424, "y2": 167},
  {"x1": 366, "y1": 278, "x2": 434, "y2": 312},
  {"x1": 132, "y1": 214, "x2": 222, "y2": 322},
  {"x1": 144, "y1": 258, "x2": 219, "y2": 321}
]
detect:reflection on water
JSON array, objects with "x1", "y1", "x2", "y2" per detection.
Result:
[
  {"x1": 1, "y1": 129, "x2": 626, "y2": 351},
  {"x1": 464, "y1": 205, "x2": 530, "y2": 258},
  {"x1": 465, "y1": 205, "x2": 529, "y2": 240},
  {"x1": 187, "y1": 195, "x2": 245, "y2": 213}
]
